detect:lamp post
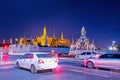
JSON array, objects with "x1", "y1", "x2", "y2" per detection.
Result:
[{"x1": 15, "y1": 38, "x2": 18, "y2": 47}]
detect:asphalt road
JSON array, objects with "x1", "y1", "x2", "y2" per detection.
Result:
[{"x1": 0, "y1": 56, "x2": 120, "y2": 80}]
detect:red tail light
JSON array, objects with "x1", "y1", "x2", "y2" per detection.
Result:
[{"x1": 38, "y1": 59, "x2": 44, "y2": 64}]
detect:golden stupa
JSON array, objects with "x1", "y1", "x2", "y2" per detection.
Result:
[{"x1": 18, "y1": 26, "x2": 70, "y2": 47}]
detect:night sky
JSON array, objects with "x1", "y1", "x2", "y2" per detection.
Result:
[{"x1": 0, "y1": 0, "x2": 120, "y2": 48}]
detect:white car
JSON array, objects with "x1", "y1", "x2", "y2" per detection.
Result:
[
  {"x1": 16, "y1": 52, "x2": 58, "y2": 74},
  {"x1": 84, "y1": 53, "x2": 120, "y2": 70},
  {"x1": 75, "y1": 52, "x2": 99, "y2": 60}
]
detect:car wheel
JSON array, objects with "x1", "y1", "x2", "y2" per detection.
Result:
[
  {"x1": 16, "y1": 62, "x2": 20, "y2": 68},
  {"x1": 30, "y1": 65, "x2": 37, "y2": 74},
  {"x1": 87, "y1": 61, "x2": 94, "y2": 69}
]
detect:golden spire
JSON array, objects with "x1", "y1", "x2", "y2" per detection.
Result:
[
  {"x1": 81, "y1": 26, "x2": 86, "y2": 36},
  {"x1": 61, "y1": 31, "x2": 64, "y2": 40},
  {"x1": 43, "y1": 25, "x2": 47, "y2": 36}
]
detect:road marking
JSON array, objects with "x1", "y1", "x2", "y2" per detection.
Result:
[{"x1": 69, "y1": 69, "x2": 110, "y2": 78}]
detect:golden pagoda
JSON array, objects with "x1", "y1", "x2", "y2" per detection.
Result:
[
  {"x1": 17, "y1": 26, "x2": 70, "y2": 47},
  {"x1": 18, "y1": 37, "x2": 31, "y2": 45},
  {"x1": 35, "y1": 25, "x2": 48, "y2": 46},
  {"x1": 33, "y1": 26, "x2": 70, "y2": 47}
]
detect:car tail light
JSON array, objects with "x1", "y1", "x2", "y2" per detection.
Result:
[
  {"x1": 38, "y1": 59, "x2": 44, "y2": 64},
  {"x1": 84, "y1": 59, "x2": 88, "y2": 66}
]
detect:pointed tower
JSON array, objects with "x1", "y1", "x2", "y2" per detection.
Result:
[
  {"x1": 40, "y1": 25, "x2": 48, "y2": 46},
  {"x1": 53, "y1": 29, "x2": 56, "y2": 38},
  {"x1": 3, "y1": 39, "x2": 5, "y2": 44},
  {"x1": 61, "y1": 31, "x2": 64, "y2": 40},
  {"x1": 72, "y1": 38, "x2": 74, "y2": 44},
  {"x1": 92, "y1": 39, "x2": 94, "y2": 44},
  {"x1": 10, "y1": 38, "x2": 12, "y2": 45},
  {"x1": 43, "y1": 25, "x2": 47, "y2": 36},
  {"x1": 81, "y1": 26, "x2": 86, "y2": 36}
]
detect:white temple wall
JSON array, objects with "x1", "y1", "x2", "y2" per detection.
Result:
[
  {"x1": 8, "y1": 44, "x2": 42, "y2": 55},
  {"x1": 0, "y1": 47, "x2": 8, "y2": 53},
  {"x1": 8, "y1": 44, "x2": 70, "y2": 55}
]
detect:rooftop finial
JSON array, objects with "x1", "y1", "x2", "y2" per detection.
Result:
[
  {"x1": 81, "y1": 26, "x2": 86, "y2": 36},
  {"x1": 43, "y1": 25, "x2": 47, "y2": 36},
  {"x1": 61, "y1": 31, "x2": 64, "y2": 40},
  {"x1": 53, "y1": 28, "x2": 56, "y2": 38}
]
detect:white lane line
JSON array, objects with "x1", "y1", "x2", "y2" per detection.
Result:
[
  {"x1": 0, "y1": 65, "x2": 15, "y2": 69},
  {"x1": 69, "y1": 69, "x2": 110, "y2": 78}
]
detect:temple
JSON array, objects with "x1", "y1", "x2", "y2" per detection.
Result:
[
  {"x1": 69, "y1": 26, "x2": 96, "y2": 55},
  {"x1": 18, "y1": 25, "x2": 70, "y2": 47}
]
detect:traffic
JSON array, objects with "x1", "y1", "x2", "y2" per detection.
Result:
[{"x1": 0, "y1": 50, "x2": 120, "y2": 80}]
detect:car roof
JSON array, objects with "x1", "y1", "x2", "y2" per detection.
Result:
[
  {"x1": 102, "y1": 53, "x2": 119, "y2": 54},
  {"x1": 27, "y1": 52, "x2": 49, "y2": 54},
  {"x1": 81, "y1": 52, "x2": 99, "y2": 53}
]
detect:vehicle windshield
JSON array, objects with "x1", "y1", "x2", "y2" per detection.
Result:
[{"x1": 36, "y1": 54, "x2": 52, "y2": 58}]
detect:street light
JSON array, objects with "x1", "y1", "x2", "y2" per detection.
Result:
[
  {"x1": 109, "y1": 46, "x2": 112, "y2": 50},
  {"x1": 112, "y1": 41, "x2": 116, "y2": 46}
]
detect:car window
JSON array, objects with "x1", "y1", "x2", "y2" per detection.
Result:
[
  {"x1": 22, "y1": 53, "x2": 33, "y2": 59},
  {"x1": 92, "y1": 52, "x2": 98, "y2": 55},
  {"x1": 22, "y1": 54, "x2": 27, "y2": 59},
  {"x1": 81, "y1": 52, "x2": 86, "y2": 55},
  {"x1": 86, "y1": 52, "x2": 91, "y2": 55},
  {"x1": 36, "y1": 54, "x2": 51, "y2": 58},
  {"x1": 100, "y1": 54, "x2": 114, "y2": 58},
  {"x1": 27, "y1": 54, "x2": 33, "y2": 59}
]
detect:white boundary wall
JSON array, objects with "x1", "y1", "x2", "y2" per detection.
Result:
[{"x1": 8, "y1": 44, "x2": 70, "y2": 55}]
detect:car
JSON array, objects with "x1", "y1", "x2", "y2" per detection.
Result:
[
  {"x1": 75, "y1": 52, "x2": 99, "y2": 60},
  {"x1": 16, "y1": 52, "x2": 58, "y2": 74},
  {"x1": 84, "y1": 53, "x2": 120, "y2": 70}
]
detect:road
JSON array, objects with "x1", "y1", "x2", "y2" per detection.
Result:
[{"x1": 0, "y1": 56, "x2": 120, "y2": 80}]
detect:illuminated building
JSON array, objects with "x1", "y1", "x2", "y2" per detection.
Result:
[
  {"x1": 17, "y1": 25, "x2": 70, "y2": 47},
  {"x1": 34, "y1": 26, "x2": 48, "y2": 46}
]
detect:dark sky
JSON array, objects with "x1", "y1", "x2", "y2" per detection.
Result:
[{"x1": 0, "y1": 0, "x2": 120, "y2": 48}]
